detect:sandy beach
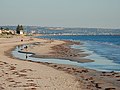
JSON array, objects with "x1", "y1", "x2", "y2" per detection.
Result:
[
  {"x1": 0, "y1": 36, "x2": 120, "y2": 90},
  {"x1": 0, "y1": 36, "x2": 81, "y2": 90}
]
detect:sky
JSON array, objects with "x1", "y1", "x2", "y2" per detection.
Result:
[{"x1": 0, "y1": 0, "x2": 120, "y2": 28}]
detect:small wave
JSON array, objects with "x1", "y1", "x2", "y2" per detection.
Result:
[
  {"x1": 85, "y1": 40, "x2": 120, "y2": 48},
  {"x1": 100, "y1": 42, "x2": 120, "y2": 48}
]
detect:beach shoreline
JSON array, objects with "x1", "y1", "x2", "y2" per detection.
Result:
[
  {"x1": 0, "y1": 36, "x2": 120, "y2": 90},
  {"x1": 18, "y1": 39, "x2": 94, "y2": 63}
]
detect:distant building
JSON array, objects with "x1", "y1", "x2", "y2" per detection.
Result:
[
  {"x1": 0, "y1": 27, "x2": 15, "y2": 35},
  {"x1": 0, "y1": 30, "x2": 2, "y2": 34},
  {"x1": 16, "y1": 25, "x2": 24, "y2": 34},
  {"x1": 20, "y1": 30, "x2": 24, "y2": 34},
  {"x1": 10, "y1": 30, "x2": 16, "y2": 35},
  {"x1": 3, "y1": 30, "x2": 15, "y2": 35},
  {"x1": 31, "y1": 30, "x2": 36, "y2": 34}
]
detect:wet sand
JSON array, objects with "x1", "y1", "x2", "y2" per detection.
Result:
[{"x1": 21, "y1": 39, "x2": 94, "y2": 63}]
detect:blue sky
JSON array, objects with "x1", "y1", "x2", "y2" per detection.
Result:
[{"x1": 0, "y1": 0, "x2": 120, "y2": 28}]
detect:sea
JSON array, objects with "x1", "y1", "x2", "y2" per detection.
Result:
[{"x1": 36, "y1": 35, "x2": 120, "y2": 72}]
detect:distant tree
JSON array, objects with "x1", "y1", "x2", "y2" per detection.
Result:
[
  {"x1": 16, "y1": 25, "x2": 20, "y2": 34},
  {"x1": 0, "y1": 27, "x2": 3, "y2": 30},
  {"x1": 20, "y1": 25, "x2": 23, "y2": 30},
  {"x1": 16, "y1": 24, "x2": 24, "y2": 34},
  {"x1": 21, "y1": 25, "x2": 23, "y2": 30}
]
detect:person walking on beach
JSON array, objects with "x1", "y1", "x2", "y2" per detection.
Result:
[
  {"x1": 24, "y1": 46, "x2": 28, "y2": 51},
  {"x1": 24, "y1": 46, "x2": 28, "y2": 59},
  {"x1": 26, "y1": 53, "x2": 28, "y2": 59}
]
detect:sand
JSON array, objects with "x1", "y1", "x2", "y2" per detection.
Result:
[
  {"x1": 0, "y1": 35, "x2": 120, "y2": 90},
  {"x1": 0, "y1": 36, "x2": 81, "y2": 90},
  {"x1": 21, "y1": 39, "x2": 93, "y2": 63}
]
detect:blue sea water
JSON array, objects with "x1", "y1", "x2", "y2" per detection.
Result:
[{"x1": 37, "y1": 35, "x2": 120, "y2": 71}]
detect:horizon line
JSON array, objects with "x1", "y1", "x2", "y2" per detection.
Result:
[{"x1": 0, "y1": 25, "x2": 120, "y2": 29}]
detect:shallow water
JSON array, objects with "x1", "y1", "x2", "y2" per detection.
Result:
[
  {"x1": 12, "y1": 43, "x2": 120, "y2": 72},
  {"x1": 72, "y1": 44, "x2": 120, "y2": 72},
  {"x1": 36, "y1": 35, "x2": 120, "y2": 71}
]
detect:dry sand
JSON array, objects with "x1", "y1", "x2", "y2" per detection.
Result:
[{"x1": 0, "y1": 36, "x2": 81, "y2": 90}]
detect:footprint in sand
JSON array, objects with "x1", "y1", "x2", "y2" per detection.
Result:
[
  {"x1": 6, "y1": 78, "x2": 15, "y2": 82},
  {"x1": 24, "y1": 87, "x2": 37, "y2": 90}
]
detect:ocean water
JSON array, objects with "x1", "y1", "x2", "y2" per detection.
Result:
[{"x1": 37, "y1": 35, "x2": 120, "y2": 72}]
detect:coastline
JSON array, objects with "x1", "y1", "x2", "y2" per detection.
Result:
[
  {"x1": 0, "y1": 36, "x2": 120, "y2": 90},
  {"x1": 19, "y1": 40, "x2": 94, "y2": 63}
]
